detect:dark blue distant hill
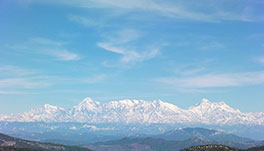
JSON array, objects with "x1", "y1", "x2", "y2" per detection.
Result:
[
  {"x1": 0, "y1": 132, "x2": 92, "y2": 151},
  {"x1": 154, "y1": 127, "x2": 252, "y2": 142}
]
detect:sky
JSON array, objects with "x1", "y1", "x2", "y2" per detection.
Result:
[{"x1": 0, "y1": 0, "x2": 264, "y2": 114}]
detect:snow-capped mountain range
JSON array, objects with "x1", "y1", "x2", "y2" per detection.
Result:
[{"x1": 1, "y1": 98, "x2": 264, "y2": 125}]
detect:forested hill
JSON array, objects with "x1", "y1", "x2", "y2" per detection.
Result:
[
  {"x1": 181, "y1": 144, "x2": 264, "y2": 151},
  {"x1": 0, "y1": 133, "x2": 92, "y2": 151}
]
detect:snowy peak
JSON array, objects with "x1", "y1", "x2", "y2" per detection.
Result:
[
  {"x1": 74, "y1": 97, "x2": 101, "y2": 112},
  {"x1": 151, "y1": 99, "x2": 183, "y2": 112},
  {"x1": 104, "y1": 99, "x2": 182, "y2": 113},
  {"x1": 107, "y1": 99, "x2": 143, "y2": 108},
  {"x1": 187, "y1": 99, "x2": 246, "y2": 125},
  {"x1": 152, "y1": 99, "x2": 168, "y2": 107},
  {"x1": 79, "y1": 97, "x2": 101, "y2": 106},
  {"x1": 188, "y1": 98, "x2": 212, "y2": 110},
  {"x1": 188, "y1": 98, "x2": 239, "y2": 113},
  {"x1": 193, "y1": 98, "x2": 216, "y2": 108},
  {"x1": 43, "y1": 104, "x2": 63, "y2": 112},
  {"x1": 200, "y1": 98, "x2": 211, "y2": 104},
  {"x1": 1, "y1": 98, "x2": 263, "y2": 125}
]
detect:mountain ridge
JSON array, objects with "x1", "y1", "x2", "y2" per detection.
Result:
[
  {"x1": 87, "y1": 135, "x2": 264, "y2": 151},
  {"x1": 181, "y1": 144, "x2": 264, "y2": 151},
  {"x1": 154, "y1": 127, "x2": 252, "y2": 142},
  {"x1": 0, "y1": 132, "x2": 92, "y2": 151},
  {"x1": 1, "y1": 98, "x2": 264, "y2": 125}
]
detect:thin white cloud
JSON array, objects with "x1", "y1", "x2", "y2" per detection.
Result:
[
  {"x1": 0, "y1": 65, "x2": 50, "y2": 93},
  {"x1": 97, "y1": 42, "x2": 124, "y2": 54},
  {"x1": 0, "y1": 65, "x2": 108, "y2": 96},
  {"x1": 98, "y1": 43, "x2": 159, "y2": 63},
  {"x1": 156, "y1": 71, "x2": 264, "y2": 88},
  {"x1": 82, "y1": 74, "x2": 107, "y2": 84},
  {"x1": 121, "y1": 49, "x2": 158, "y2": 63},
  {"x1": 254, "y1": 56, "x2": 264, "y2": 65},
  {"x1": 180, "y1": 35, "x2": 226, "y2": 51},
  {"x1": 97, "y1": 29, "x2": 159, "y2": 63},
  {"x1": 8, "y1": 37, "x2": 81, "y2": 61},
  {"x1": 0, "y1": 65, "x2": 38, "y2": 77},
  {"x1": 199, "y1": 42, "x2": 225, "y2": 50},
  {"x1": 26, "y1": 0, "x2": 263, "y2": 22},
  {"x1": 68, "y1": 15, "x2": 103, "y2": 27},
  {"x1": 42, "y1": 49, "x2": 81, "y2": 61},
  {"x1": 0, "y1": 78, "x2": 51, "y2": 89},
  {"x1": 0, "y1": 75, "x2": 106, "y2": 95},
  {"x1": 180, "y1": 68, "x2": 205, "y2": 76},
  {"x1": 98, "y1": 42, "x2": 159, "y2": 63},
  {"x1": 0, "y1": 91, "x2": 30, "y2": 95},
  {"x1": 30, "y1": 37, "x2": 65, "y2": 46}
]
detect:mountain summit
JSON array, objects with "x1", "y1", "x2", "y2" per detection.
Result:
[{"x1": 1, "y1": 98, "x2": 263, "y2": 125}]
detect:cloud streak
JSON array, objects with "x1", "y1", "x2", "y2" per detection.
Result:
[
  {"x1": 27, "y1": 0, "x2": 263, "y2": 22},
  {"x1": 0, "y1": 64, "x2": 108, "y2": 95},
  {"x1": 30, "y1": 37, "x2": 65, "y2": 46},
  {"x1": 0, "y1": 65, "x2": 38, "y2": 77},
  {"x1": 8, "y1": 37, "x2": 81, "y2": 61},
  {"x1": 42, "y1": 49, "x2": 81, "y2": 61},
  {"x1": 0, "y1": 77, "x2": 51, "y2": 89},
  {"x1": 97, "y1": 42, "x2": 159, "y2": 63},
  {"x1": 68, "y1": 15, "x2": 102, "y2": 27},
  {"x1": 0, "y1": 66, "x2": 51, "y2": 95},
  {"x1": 0, "y1": 91, "x2": 31, "y2": 95},
  {"x1": 97, "y1": 29, "x2": 159, "y2": 63},
  {"x1": 82, "y1": 74, "x2": 107, "y2": 84},
  {"x1": 255, "y1": 56, "x2": 264, "y2": 65},
  {"x1": 156, "y1": 71, "x2": 264, "y2": 88}
]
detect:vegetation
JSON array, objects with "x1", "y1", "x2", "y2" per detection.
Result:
[
  {"x1": 181, "y1": 144, "x2": 264, "y2": 151},
  {"x1": 0, "y1": 146, "x2": 43, "y2": 151},
  {"x1": 0, "y1": 132, "x2": 92, "y2": 151},
  {"x1": 247, "y1": 145, "x2": 264, "y2": 151},
  {"x1": 181, "y1": 144, "x2": 241, "y2": 151}
]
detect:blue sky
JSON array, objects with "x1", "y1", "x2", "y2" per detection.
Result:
[{"x1": 0, "y1": 0, "x2": 264, "y2": 114}]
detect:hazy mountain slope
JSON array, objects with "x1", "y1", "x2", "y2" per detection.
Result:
[
  {"x1": 86, "y1": 137, "x2": 264, "y2": 151},
  {"x1": 155, "y1": 127, "x2": 252, "y2": 142},
  {"x1": 85, "y1": 128, "x2": 264, "y2": 151},
  {"x1": 1, "y1": 98, "x2": 263, "y2": 125},
  {"x1": 180, "y1": 144, "x2": 242, "y2": 151},
  {"x1": 180, "y1": 144, "x2": 264, "y2": 151},
  {"x1": 86, "y1": 137, "x2": 214, "y2": 151},
  {"x1": 247, "y1": 145, "x2": 264, "y2": 151},
  {"x1": 0, "y1": 146, "x2": 42, "y2": 151},
  {"x1": 0, "y1": 132, "x2": 92, "y2": 151}
]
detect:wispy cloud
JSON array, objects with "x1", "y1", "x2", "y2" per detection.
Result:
[
  {"x1": 26, "y1": 0, "x2": 263, "y2": 22},
  {"x1": 172, "y1": 34, "x2": 227, "y2": 51},
  {"x1": 8, "y1": 37, "x2": 81, "y2": 61},
  {"x1": 0, "y1": 91, "x2": 31, "y2": 95},
  {"x1": 0, "y1": 65, "x2": 38, "y2": 77},
  {"x1": 68, "y1": 15, "x2": 103, "y2": 27},
  {"x1": 97, "y1": 29, "x2": 159, "y2": 64},
  {"x1": 30, "y1": 37, "x2": 65, "y2": 46},
  {"x1": 82, "y1": 74, "x2": 107, "y2": 84},
  {"x1": 42, "y1": 49, "x2": 81, "y2": 61},
  {"x1": 155, "y1": 71, "x2": 264, "y2": 89},
  {"x1": 0, "y1": 65, "x2": 107, "y2": 95},
  {"x1": 254, "y1": 56, "x2": 264, "y2": 65},
  {"x1": 0, "y1": 65, "x2": 50, "y2": 93},
  {"x1": 0, "y1": 77, "x2": 51, "y2": 89},
  {"x1": 98, "y1": 42, "x2": 159, "y2": 63},
  {"x1": 180, "y1": 67, "x2": 206, "y2": 76},
  {"x1": 199, "y1": 41, "x2": 225, "y2": 50}
]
